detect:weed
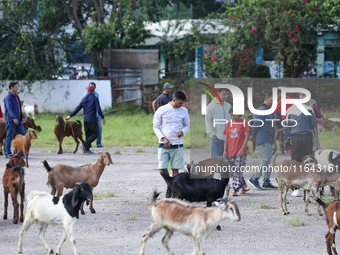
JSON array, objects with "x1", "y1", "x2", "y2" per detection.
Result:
[
  {"x1": 125, "y1": 214, "x2": 137, "y2": 221},
  {"x1": 134, "y1": 148, "x2": 143, "y2": 153},
  {"x1": 287, "y1": 217, "x2": 305, "y2": 226},
  {"x1": 252, "y1": 204, "x2": 276, "y2": 209},
  {"x1": 114, "y1": 150, "x2": 121, "y2": 154},
  {"x1": 93, "y1": 191, "x2": 115, "y2": 200}
]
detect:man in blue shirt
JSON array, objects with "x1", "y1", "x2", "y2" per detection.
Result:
[
  {"x1": 66, "y1": 85, "x2": 106, "y2": 154},
  {"x1": 4, "y1": 82, "x2": 26, "y2": 158},
  {"x1": 248, "y1": 91, "x2": 277, "y2": 190},
  {"x1": 152, "y1": 83, "x2": 173, "y2": 113},
  {"x1": 83, "y1": 82, "x2": 105, "y2": 149}
]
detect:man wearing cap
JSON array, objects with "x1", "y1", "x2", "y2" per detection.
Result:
[
  {"x1": 77, "y1": 66, "x2": 88, "y2": 80},
  {"x1": 65, "y1": 85, "x2": 106, "y2": 154},
  {"x1": 83, "y1": 82, "x2": 105, "y2": 149},
  {"x1": 152, "y1": 83, "x2": 173, "y2": 113}
]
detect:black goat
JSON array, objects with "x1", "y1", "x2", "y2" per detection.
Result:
[
  {"x1": 160, "y1": 161, "x2": 233, "y2": 230},
  {"x1": 18, "y1": 182, "x2": 93, "y2": 255}
]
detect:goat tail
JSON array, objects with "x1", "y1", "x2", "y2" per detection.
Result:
[
  {"x1": 271, "y1": 153, "x2": 278, "y2": 168},
  {"x1": 149, "y1": 190, "x2": 161, "y2": 208},
  {"x1": 76, "y1": 120, "x2": 82, "y2": 128},
  {"x1": 27, "y1": 191, "x2": 42, "y2": 202},
  {"x1": 42, "y1": 160, "x2": 52, "y2": 172},
  {"x1": 314, "y1": 197, "x2": 327, "y2": 209},
  {"x1": 160, "y1": 172, "x2": 172, "y2": 184}
]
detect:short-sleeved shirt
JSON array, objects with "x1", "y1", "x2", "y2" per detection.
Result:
[
  {"x1": 223, "y1": 118, "x2": 250, "y2": 157},
  {"x1": 155, "y1": 93, "x2": 173, "y2": 107}
]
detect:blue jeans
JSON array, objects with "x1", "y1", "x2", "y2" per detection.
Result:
[
  {"x1": 252, "y1": 143, "x2": 273, "y2": 184},
  {"x1": 96, "y1": 117, "x2": 103, "y2": 146},
  {"x1": 210, "y1": 137, "x2": 225, "y2": 157},
  {"x1": 5, "y1": 122, "x2": 26, "y2": 156}
]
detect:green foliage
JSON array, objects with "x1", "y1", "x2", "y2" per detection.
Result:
[
  {"x1": 287, "y1": 217, "x2": 305, "y2": 226},
  {"x1": 203, "y1": 0, "x2": 340, "y2": 78},
  {"x1": 240, "y1": 64, "x2": 271, "y2": 78},
  {"x1": 0, "y1": 1, "x2": 72, "y2": 84}
]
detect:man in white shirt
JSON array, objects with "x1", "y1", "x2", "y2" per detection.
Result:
[
  {"x1": 77, "y1": 66, "x2": 88, "y2": 80},
  {"x1": 153, "y1": 91, "x2": 190, "y2": 198},
  {"x1": 205, "y1": 88, "x2": 231, "y2": 157}
]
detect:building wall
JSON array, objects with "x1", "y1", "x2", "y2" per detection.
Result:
[
  {"x1": 0, "y1": 80, "x2": 112, "y2": 114},
  {"x1": 317, "y1": 32, "x2": 340, "y2": 78}
]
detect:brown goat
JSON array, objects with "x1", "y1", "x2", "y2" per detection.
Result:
[
  {"x1": 0, "y1": 117, "x2": 41, "y2": 155},
  {"x1": 42, "y1": 152, "x2": 113, "y2": 214},
  {"x1": 315, "y1": 198, "x2": 340, "y2": 255},
  {"x1": 2, "y1": 154, "x2": 25, "y2": 224},
  {"x1": 13, "y1": 130, "x2": 37, "y2": 167},
  {"x1": 54, "y1": 115, "x2": 85, "y2": 154},
  {"x1": 317, "y1": 118, "x2": 340, "y2": 133}
]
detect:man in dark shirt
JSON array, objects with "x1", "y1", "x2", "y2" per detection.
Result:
[
  {"x1": 69, "y1": 68, "x2": 77, "y2": 80},
  {"x1": 65, "y1": 85, "x2": 106, "y2": 154},
  {"x1": 4, "y1": 82, "x2": 26, "y2": 158},
  {"x1": 152, "y1": 83, "x2": 173, "y2": 113}
]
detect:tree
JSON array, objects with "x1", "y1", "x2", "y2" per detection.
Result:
[
  {"x1": 203, "y1": 0, "x2": 340, "y2": 78},
  {"x1": 0, "y1": 1, "x2": 73, "y2": 83}
]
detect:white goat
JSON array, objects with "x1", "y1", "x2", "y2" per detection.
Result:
[
  {"x1": 139, "y1": 191, "x2": 240, "y2": 255},
  {"x1": 18, "y1": 182, "x2": 93, "y2": 255},
  {"x1": 21, "y1": 102, "x2": 39, "y2": 119}
]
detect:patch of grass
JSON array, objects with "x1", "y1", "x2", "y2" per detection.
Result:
[
  {"x1": 134, "y1": 148, "x2": 143, "y2": 153},
  {"x1": 28, "y1": 113, "x2": 190, "y2": 148},
  {"x1": 252, "y1": 204, "x2": 276, "y2": 209},
  {"x1": 125, "y1": 214, "x2": 137, "y2": 221},
  {"x1": 321, "y1": 196, "x2": 335, "y2": 204},
  {"x1": 40, "y1": 149, "x2": 47, "y2": 153},
  {"x1": 122, "y1": 148, "x2": 126, "y2": 152},
  {"x1": 93, "y1": 191, "x2": 115, "y2": 200},
  {"x1": 287, "y1": 217, "x2": 305, "y2": 226},
  {"x1": 114, "y1": 150, "x2": 121, "y2": 154},
  {"x1": 152, "y1": 150, "x2": 157, "y2": 154}
]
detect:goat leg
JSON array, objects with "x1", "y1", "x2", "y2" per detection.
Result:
[
  {"x1": 304, "y1": 190, "x2": 311, "y2": 216},
  {"x1": 311, "y1": 188, "x2": 323, "y2": 216},
  {"x1": 56, "y1": 229, "x2": 67, "y2": 255},
  {"x1": 39, "y1": 223, "x2": 53, "y2": 254},
  {"x1": 11, "y1": 192, "x2": 19, "y2": 224},
  {"x1": 57, "y1": 137, "x2": 64, "y2": 154},
  {"x1": 89, "y1": 199, "x2": 96, "y2": 214},
  {"x1": 73, "y1": 136, "x2": 80, "y2": 153},
  {"x1": 25, "y1": 152, "x2": 29, "y2": 168},
  {"x1": 20, "y1": 184, "x2": 25, "y2": 222},
  {"x1": 278, "y1": 182, "x2": 285, "y2": 215},
  {"x1": 80, "y1": 201, "x2": 85, "y2": 215},
  {"x1": 161, "y1": 228, "x2": 174, "y2": 255},
  {"x1": 3, "y1": 189, "x2": 8, "y2": 220},
  {"x1": 331, "y1": 232, "x2": 338, "y2": 255},
  {"x1": 282, "y1": 185, "x2": 289, "y2": 214},
  {"x1": 139, "y1": 224, "x2": 163, "y2": 255}
]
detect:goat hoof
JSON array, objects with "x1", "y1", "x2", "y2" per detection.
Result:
[
  {"x1": 81, "y1": 211, "x2": 85, "y2": 215},
  {"x1": 57, "y1": 151, "x2": 63, "y2": 154},
  {"x1": 91, "y1": 209, "x2": 96, "y2": 214},
  {"x1": 13, "y1": 219, "x2": 18, "y2": 224},
  {"x1": 49, "y1": 249, "x2": 54, "y2": 254},
  {"x1": 216, "y1": 225, "x2": 221, "y2": 230},
  {"x1": 3, "y1": 215, "x2": 7, "y2": 220},
  {"x1": 20, "y1": 217, "x2": 24, "y2": 222}
]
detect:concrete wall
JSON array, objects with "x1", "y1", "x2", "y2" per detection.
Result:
[{"x1": 0, "y1": 80, "x2": 112, "y2": 114}]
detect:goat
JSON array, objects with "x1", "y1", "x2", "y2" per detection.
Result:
[
  {"x1": 328, "y1": 118, "x2": 340, "y2": 123},
  {"x1": 2, "y1": 154, "x2": 25, "y2": 224},
  {"x1": 314, "y1": 149, "x2": 340, "y2": 199},
  {"x1": 0, "y1": 117, "x2": 41, "y2": 155},
  {"x1": 13, "y1": 130, "x2": 37, "y2": 167},
  {"x1": 54, "y1": 115, "x2": 85, "y2": 154},
  {"x1": 42, "y1": 152, "x2": 113, "y2": 215},
  {"x1": 185, "y1": 157, "x2": 233, "y2": 198},
  {"x1": 272, "y1": 153, "x2": 340, "y2": 216},
  {"x1": 314, "y1": 198, "x2": 340, "y2": 255},
  {"x1": 139, "y1": 191, "x2": 240, "y2": 255},
  {"x1": 18, "y1": 182, "x2": 93, "y2": 255},
  {"x1": 21, "y1": 101, "x2": 39, "y2": 119},
  {"x1": 161, "y1": 163, "x2": 232, "y2": 230},
  {"x1": 316, "y1": 118, "x2": 340, "y2": 133}
]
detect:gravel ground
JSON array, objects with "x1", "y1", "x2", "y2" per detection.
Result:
[{"x1": 0, "y1": 147, "x2": 334, "y2": 255}]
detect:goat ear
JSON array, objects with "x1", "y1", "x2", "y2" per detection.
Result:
[
  {"x1": 98, "y1": 155, "x2": 103, "y2": 166},
  {"x1": 72, "y1": 186, "x2": 80, "y2": 207}
]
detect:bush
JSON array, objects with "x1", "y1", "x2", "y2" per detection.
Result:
[{"x1": 240, "y1": 64, "x2": 271, "y2": 78}]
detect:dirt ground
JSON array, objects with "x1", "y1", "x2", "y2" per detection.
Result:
[{"x1": 0, "y1": 147, "x2": 335, "y2": 255}]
